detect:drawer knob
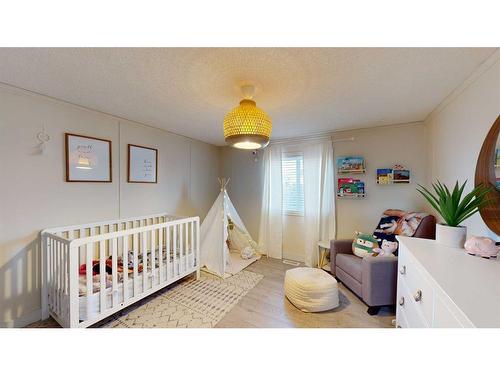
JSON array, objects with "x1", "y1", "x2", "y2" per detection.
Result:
[
  {"x1": 399, "y1": 297, "x2": 405, "y2": 306},
  {"x1": 399, "y1": 265, "x2": 406, "y2": 275},
  {"x1": 414, "y1": 289, "x2": 422, "y2": 302}
]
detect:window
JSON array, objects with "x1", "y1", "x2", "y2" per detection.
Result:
[{"x1": 282, "y1": 153, "x2": 305, "y2": 215}]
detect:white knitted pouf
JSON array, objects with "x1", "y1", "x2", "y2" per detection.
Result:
[{"x1": 284, "y1": 267, "x2": 339, "y2": 312}]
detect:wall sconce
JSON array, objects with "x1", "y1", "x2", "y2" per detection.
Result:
[
  {"x1": 252, "y1": 150, "x2": 259, "y2": 163},
  {"x1": 36, "y1": 126, "x2": 50, "y2": 155}
]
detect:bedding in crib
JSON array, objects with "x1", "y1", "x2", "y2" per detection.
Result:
[{"x1": 79, "y1": 247, "x2": 183, "y2": 296}]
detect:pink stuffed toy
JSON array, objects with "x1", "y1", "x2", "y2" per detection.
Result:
[{"x1": 464, "y1": 236, "x2": 500, "y2": 259}]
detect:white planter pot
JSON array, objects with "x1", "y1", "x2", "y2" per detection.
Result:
[{"x1": 436, "y1": 223, "x2": 467, "y2": 248}]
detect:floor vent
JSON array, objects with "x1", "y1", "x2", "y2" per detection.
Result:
[{"x1": 282, "y1": 259, "x2": 300, "y2": 266}]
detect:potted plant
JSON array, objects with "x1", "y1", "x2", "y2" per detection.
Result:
[{"x1": 417, "y1": 180, "x2": 491, "y2": 248}]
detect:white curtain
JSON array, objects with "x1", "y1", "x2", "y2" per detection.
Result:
[
  {"x1": 258, "y1": 144, "x2": 283, "y2": 259},
  {"x1": 258, "y1": 139, "x2": 335, "y2": 266},
  {"x1": 303, "y1": 141, "x2": 335, "y2": 266}
]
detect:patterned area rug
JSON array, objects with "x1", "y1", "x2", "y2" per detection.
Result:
[{"x1": 27, "y1": 270, "x2": 263, "y2": 328}]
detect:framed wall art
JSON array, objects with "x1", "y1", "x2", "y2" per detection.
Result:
[
  {"x1": 128, "y1": 144, "x2": 158, "y2": 183},
  {"x1": 65, "y1": 133, "x2": 112, "y2": 182}
]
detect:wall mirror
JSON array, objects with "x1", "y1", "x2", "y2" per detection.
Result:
[{"x1": 475, "y1": 115, "x2": 500, "y2": 235}]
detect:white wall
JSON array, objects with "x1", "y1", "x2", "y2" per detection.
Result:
[
  {"x1": 221, "y1": 122, "x2": 429, "y2": 255},
  {"x1": 0, "y1": 84, "x2": 220, "y2": 327},
  {"x1": 425, "y1": 54, "x2": 500, "y2": 240},
  {"x1": 220, "y1": 147, "x2": 263, "y2": 239},
  {"x1": 332, "y1": 123, "x2": 428, "y2": 238}
]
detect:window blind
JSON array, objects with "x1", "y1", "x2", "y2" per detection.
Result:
[{"x1": 282, "y1": 153, "x2": 305, "y2": 216}]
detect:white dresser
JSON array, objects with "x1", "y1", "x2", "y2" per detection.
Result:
[{"x1": 396, "y1": 236, "x2": 500, "y2": 328}]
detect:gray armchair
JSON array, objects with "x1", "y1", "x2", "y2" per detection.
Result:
[{"x1": 330, "y1": 215, "x2": 436, "y2": 315}]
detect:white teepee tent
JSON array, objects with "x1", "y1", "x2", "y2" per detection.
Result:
[{"x1": 200, "y1": 178, "x2": 260, "y2": 278}]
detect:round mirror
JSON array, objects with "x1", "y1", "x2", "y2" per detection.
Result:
[
  {"x1": 496, "y1": 132, "x2": 500, "y2": 191},
  {"x1": 475, "y1": 115, "x2": 500, "y2": 235}
]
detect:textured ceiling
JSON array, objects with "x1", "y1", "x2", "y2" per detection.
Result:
[{"x1": 0, "y1": 48, "x2": 496, "y2": 145}]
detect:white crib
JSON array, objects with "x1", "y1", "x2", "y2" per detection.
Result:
[{"x1": 41, "y1": 213, "x2": 200, "y2": 328}]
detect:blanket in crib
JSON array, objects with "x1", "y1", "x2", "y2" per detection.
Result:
[{"x1": 78, "y1": 248, "x2": 174, "y2": 296}]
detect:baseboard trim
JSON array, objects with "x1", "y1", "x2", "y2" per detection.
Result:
[
  {"x1": 282, "y1": 259, "x2": 301, "y2": 266},
  {"x1": 0, "y1": 309, "x2": 42, "y2": 328}
]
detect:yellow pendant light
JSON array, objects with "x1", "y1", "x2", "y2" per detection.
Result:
[{"x1": 223, "y1": 85, "x2": 272, "y2": 149}]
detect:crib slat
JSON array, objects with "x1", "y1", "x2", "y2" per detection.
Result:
[
  {"x1": 52, "y1": 239, "x2": 56, "y2": 314},
  {"x1": 99, "y1": 240, "x2": 106, "y2": 313},
  {"x1": 179, "y1": 224, "x2": 186, "y2": 274},
  {"x1": 142, "y1": 232, "x2": 147, "y2": 293},
  {"x1": 53, "y1": 239, "x2": 58, "y2": 313},
  {"x1": 49, "y1": 238, "x2": 53, "y2": 311},
  {"x1": 57, "y1": 240, "x2": 61, "y2": 316},
  {"x1": 62, "y1": 243, "x2": 67, "y2": 296},
  {"x1": 133, "y1": 233, "x2": 139, "y2": 297},
  {"x1": 59, "y1": 241, "x2": 64, "y2": 316},
  {"x1": 185, "y1": 222, "x2": 188, "y2": 271},
  {"x1": 49, "y1": 238, "x2": 54, "y2": 313},
  {"x1": 123, "y1": 234, "x2": 129, "y2": 301},
  {"x1": 158, "y1": 226, "x2": 163, "y2": 282},
  {"x1": 111, "y1": 238, "x2": 118, "y2": 307},
  {"x1": 60, "y1": 242, "x2": 64, "y2": 297},
  {"x1": 60, "y1": 242, "x2": 65, "y2": 297},
  {"x1": 166, "y1": 226, "x2": 171, "y2": 281},
  {"x1": 86, "y1": 241, "x2": 93, "y2": 319},
  {"x1": 151, "y1": 229, "x2": 156, "y2": 286},
  {"x1": 190, "y1": 221, "x2": 194, "y2": 269},
  {"x1": 173, "y1": 225, "x2": 177, "y2": 277},
  {"x1": 68, "y1": 243, "x2": 80, "y2": 328}
]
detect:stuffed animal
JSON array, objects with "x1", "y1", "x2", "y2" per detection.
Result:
[
  {"x1": 241, "y1": 246, "x2": 254, "y2": 259},
  {"x1": 352, "y1": 232, "x2": 379, "y2": 258},
  {"x1": 464, "y1": 236, "x2": 500, "y2": 259},
  {"x1": 373, "y1": 239, "x2": 398, "y2": 257}
]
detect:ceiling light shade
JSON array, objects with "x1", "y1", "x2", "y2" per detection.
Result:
[{"x1": 223, "y1": 87, "x2": 272, "y2": 149}]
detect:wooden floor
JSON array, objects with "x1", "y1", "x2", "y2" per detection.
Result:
[
  {"x1": 216, "y1": 257, "x2": 395, "y2": 328},
  {"x1": 28, "y1": 257, "x2": 395, "y2": 329}
]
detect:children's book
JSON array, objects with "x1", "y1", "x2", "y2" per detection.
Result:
[
  {"x1": 337, "y1": 178, "x2": 365, "y2": 197},
  {"x1": 377, "y1": 168, "x2": 393, "y2": 184},
  {"x1": 337, "y1": 156, "x2": 365, "y2": 174},
  {"x1": 393, "y1": 169, "x2": 410, "y2": 183}
]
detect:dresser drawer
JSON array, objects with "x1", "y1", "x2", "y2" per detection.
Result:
[
  {"x1": 398, "y1": 249, "x2": 434, "y2": 323},
  {"x1": 433, "y1": 289, "x2": 474, "y2": 328},
  {"x1": 396, "y1": 279, "x2": 428, "y2": 328},
  {"x1": 396, "y1": 305, "x2": 409, "y2": 328},
  {"x1": 433, "y1": 293, "x2": 463, "y2": 327}
]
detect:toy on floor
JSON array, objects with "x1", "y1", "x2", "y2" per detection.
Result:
[{"x1": 241, "y1": 246, "x2": 254, "y2": 259}]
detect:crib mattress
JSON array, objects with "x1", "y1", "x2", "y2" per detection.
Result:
[{"x1": 78, "y1": 253, "x2": 195, "y2": 321}]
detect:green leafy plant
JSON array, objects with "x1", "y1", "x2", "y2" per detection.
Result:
[{"x1": 417, "y1": 180, "x2": 491, "y2": 227}]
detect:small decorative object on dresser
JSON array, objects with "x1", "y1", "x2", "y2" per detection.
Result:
[
  {"x1": 464, "y1": 236, "x2": 500, "y2": 259},
  {"x1": 417, "y1": 180, "x2": 491, "y2": 248}
]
